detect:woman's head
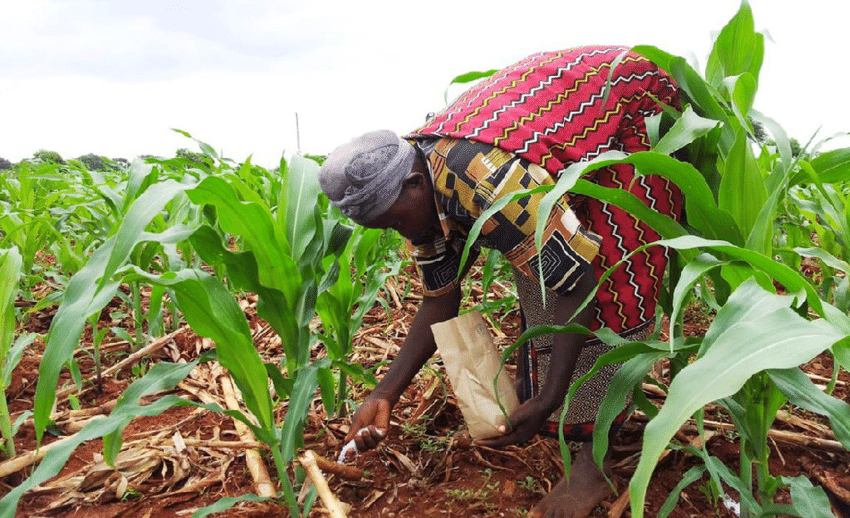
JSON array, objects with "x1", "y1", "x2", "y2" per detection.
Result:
[
  {"x1": 319, "y1": 130, "x2": 440, "y2": 242},
  {"x1": 319, "y1": 130, "x2": 416, "y2": 225}
]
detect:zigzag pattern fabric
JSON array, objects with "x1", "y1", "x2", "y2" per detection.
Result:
[{"x1": 410, "y1": 45, "x2": 683, "y2": 335}]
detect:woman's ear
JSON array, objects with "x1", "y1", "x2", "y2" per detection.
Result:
[{"x1": 402, "y1": 171, "x2": 428, "y2": 193}]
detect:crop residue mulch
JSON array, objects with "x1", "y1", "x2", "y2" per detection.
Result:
[{"x1": 3, "y1": 270, "x2": 850, "y2": 518}]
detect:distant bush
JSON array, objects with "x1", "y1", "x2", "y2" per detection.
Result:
[
  {"x1": 32, "y1": 149, "x2": 66, "y2": 165},
  {"x1": 76, "y1": 153, "x2": 108, "y2": 171},
  {"x1": 176, "y1": 148, "x2": 213, "y2": 168},
  {"x1": 0, "y1": 157, "x2": 12, "y2": 170}
]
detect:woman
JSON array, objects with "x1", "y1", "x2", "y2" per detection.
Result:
[{"x1": 319, "y1": 45, "x2": 682, "y2": 518}]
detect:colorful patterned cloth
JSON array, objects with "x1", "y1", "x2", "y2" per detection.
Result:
[
  {"x1": 407, "y1": 137, "x2": 601, "y2": 298},
  {"x1": 406, "y1": 45, "x2": 684, "y2": 439}
]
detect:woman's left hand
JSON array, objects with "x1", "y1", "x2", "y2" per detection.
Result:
[{"x1": 476, "y1": 396, "x2": 550, "y2": 448}]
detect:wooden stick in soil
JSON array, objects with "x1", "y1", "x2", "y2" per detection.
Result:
[
  {"x1": 608, "y1": 489, "x2": 630, "y2": 518},
  {"x1": 300, "y1": 450, "x2": 349, "y2": 518},
  {"x1": 0, "y1": 433, "x2": 77, "y2": 478},
  {"x1": 218, "y1": 374, "x2": 276, "y2": 498},
  {"x1": 631, "y1": 412, "x2": 848, "y2": 454},
  {"x1": 55, "y1": 327, "x2": 187, "y2": 401},
  {"x1": 311, "y1": 451, "x2": 364, "y2": 481},
  {"x1": 0, "y1": 394, "x2": 197, "y2": 478}
]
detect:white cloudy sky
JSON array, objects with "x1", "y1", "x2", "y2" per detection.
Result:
[{"x1": 1, "y1": 0, "x2": 848, "y2": 167}]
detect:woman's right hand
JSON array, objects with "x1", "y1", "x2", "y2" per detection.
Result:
[{"x1": 345, "y1": 396, "x2": 393, "y2": 451}]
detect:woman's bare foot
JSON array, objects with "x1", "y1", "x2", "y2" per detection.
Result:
[{"x1": 530, "y1": 443, "x2": 612, "y2": 518}]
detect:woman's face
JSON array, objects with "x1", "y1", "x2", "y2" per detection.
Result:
[{"x1": 366, "y1": 160, "x2": 441, "y2": 244}]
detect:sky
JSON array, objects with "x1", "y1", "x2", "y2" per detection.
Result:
[{"x1": 1, "y1": 0, "x2": 848, "y2": 168}]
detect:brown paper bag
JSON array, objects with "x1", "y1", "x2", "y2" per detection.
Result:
[{"x1": 430, "y1": 310, "x2": 520, "y2": 439}]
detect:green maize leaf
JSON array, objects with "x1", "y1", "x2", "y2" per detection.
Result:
[
  {"x1": 833, "y1": 338, "x2": 850, "y2": 374},
  {"x1": 653, "y1": 105, "x2": 721, "y2": 156},
  {"x1": 0, "y1": 247, "x2": 22, "y2": 360},
  {"x1": 768, "y1": 367, "x2": 850, "y2": 450},
  {"x1": 784, "y1": 476, "x2": 835, "y2": 518},
  {"x1": 335, "y1": 361, "x2": 378, "y2": 386},
  {"x1": 717, "y1": 394, "x2": 765, "y2": 449},
  {"x1": 444, "y1": 69, "x2": 498, "y2": 103},
  {"x1": 265, "y1": 362, "x2": 293, "y2": 399},
  {"x1": 724, "y1": 73, "x2": 757, "y2": 131},
  {"x1": 590, "y1": 352, "x2": 665, "y2": 473},
  {"x1": 316, "y1": 293, "x2": 346, "y2": 359},
  {"x1": 745, "y1": 115, "x2": 795, "y2": 256},
  {"x1": 223, "y1": 172, "x2": 267, "y2": 206},
  {"x1": 629, "y1": 279, "x2": 846, "y2": 518},
  {"x1": 718, "y1": 130, "x2": 767, "y2": 240},
  {"x1": 102, "y1": 359, "x2": 206, "y2": 464},
  {"x1": 34, "y1": 179, "x2": 193, "y2": 443},
  {"x1": 325, "y1": 220, "x2": 354, "y2": 260},
  {"x1": 655, "y1": 235, "x2": 823, "y2": 315},
  {"x1": 171, "y1": 128, "x2": 193, "y2": 139},
  {"x1": 127, "y1": 267, "x2": 274, "y2": 431},
  {"x1": 810, "y1": 147, "x2": 850, "y2": 184},
  {"x1": 639, "y1": 47, "x2": 727, "y2": 123},
  {"x1": 296, "y1": 207, "x2": 328, "y2": 274},
  {"x1": 701, "y1": 453, "x2": 762, "y2": 513},
  {"x1": 0, "y1": 361, "x2": 198, "y2": 518},
  {"x1": 632, "y1": 384, "x2": 659, "y2": 420},
  {"x1": 124, "y1": 160, "x2": 157, "y2": 210},
  {"x1": 279, "y1": 360, "x2": 325, "y2": 464},
  {"x1": 352, "y1": 227, "x2": 383, "y2": 273},
  {"x1": 752, "y1": 109, "x2": 793, "y2": 177},
  {"x1": 284, "y1": 155, "x2": 322, "y2": 259},
  {"x1": 3, "y1": 334, "x2": 35, "y2": 388},
  {"x1": 551, "y1": 336, "x2": 696, "y2": 482},
  {"x1": 718, "y1": 262, "x2": 775, "y2": 294},
  {"x1": 531, "y1": 150, "x2": 725, "y2": 299},
  {"x1": 589, "y1": 152, "x2": 742, "y2": 244},
  {"x1": 669, "y1": 253, "x2": 727, "y2": 349},
  {"x1": 328, "y1": 254, "x2": 354, "y2": 306},
  {"x1": 500, "y1": 322, "x2": 592, "y2": 363},
  {"x1": 197, "y1": 140, "x2": 219, "y2": 161},
  {"x1": 795, "y1": 246, "x2": 850, "y2": 275},
  {"x1": 189, "y1": 225, "x2": 296, "y2": 347},
  {"x1": 101, "y1": 180, "x2": 191, "y2": 291},
  {"x1": 573, "y1": 181, "x2": 688, "y2": 240},
  {"x1": 316, "y1": 366, "x2": 337, "y2": 416},
  {"x1": 192, "y1": 494, "x2": 270, "y2": 518},
  {"x1": 139, "y1": 224, "x2": 198, "y2": 246},
  {"x1": 658, "y1": 465, "x2": 707, "y2": 518},
  {"x1": 644, "y1": 112, "x2": 663, "y2": 148},
  {"x1": 187, "y1": 176, "x2": 293, "y2": 295},
  {"x1": 705, "y1": 1, "x2": 763, "y2": 88},
  {"x1": 171, "y1": 128, "x2": 219, "y2": 160},
  {"x1": 318, "y1": 257, "x2": 342, "y2": 295},
  {"x1": 0, "y1": 247, "x2": 22, "y2": 458}
]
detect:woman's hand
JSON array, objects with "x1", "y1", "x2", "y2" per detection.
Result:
[
  {"x1": 476, "y1": 396, "x2": 551, "y2": 448},
  {"x1": 345, "y1": 396, "x2": 393, "y2": 451}
]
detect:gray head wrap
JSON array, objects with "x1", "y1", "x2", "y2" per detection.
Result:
[{"x1": 319, "y1": 130, "x2": 416, "y2": 224}]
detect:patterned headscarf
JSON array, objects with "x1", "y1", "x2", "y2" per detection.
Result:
[{"x1": 319, "y1": 130, "x2": 416, "y2": 224}]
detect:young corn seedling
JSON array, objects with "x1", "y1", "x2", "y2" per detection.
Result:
[
  {"x1": 315, "y1": 225, "x2": 402, "y2": 417},
  {"x1": 1, "y1": 138, "x2": 360, "y2": 517},
  {"x1": 0, "y1": 247, "x2": 23, "y2": 458}
]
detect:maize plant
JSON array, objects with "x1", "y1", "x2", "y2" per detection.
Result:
[
  {"x1": 456, "y1": 2, "x2": 850, "y2": 516},
  {"x1": 0, "y1": 132, "x2": 395, "y2": 518}
]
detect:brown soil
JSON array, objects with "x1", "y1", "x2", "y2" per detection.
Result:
[{"x1": 3, "y1": 267, "x2": 850, "y2": 518}]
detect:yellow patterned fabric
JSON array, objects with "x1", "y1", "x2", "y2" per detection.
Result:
[{"x1": 409, "y1": 137, "x2": 601, "y2": 297}]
